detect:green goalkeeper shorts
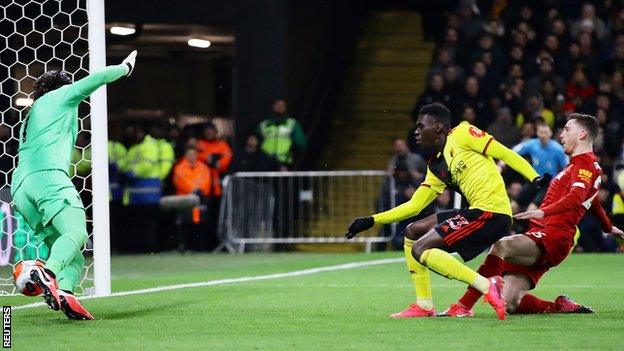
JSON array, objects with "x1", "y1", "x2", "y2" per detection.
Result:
[{"x1": 12, "y1": 170, "x2": 84, "y2": 240}]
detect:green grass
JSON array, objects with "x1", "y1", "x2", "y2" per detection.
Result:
[{"x1": 6, "y1": 252, "x2": 624, "y2": 350}]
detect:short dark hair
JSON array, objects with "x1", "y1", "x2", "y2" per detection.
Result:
[
  {"x1": 33, "y1": 70, "x2": 71, "y2": 100},
  {"x1": 567, "y1": 113, "x2": 598, "y2": 140},
  {"x1": 418, "y1": 103, "x2": 451, "y2": 128}
]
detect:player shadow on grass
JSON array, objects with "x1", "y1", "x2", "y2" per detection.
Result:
[{"x1": 85, "y1": 300, "x2": 196, "y2": 320}]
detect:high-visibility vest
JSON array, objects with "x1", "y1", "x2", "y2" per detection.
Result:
[
  {"x1": 156, "y1": 138, "x2": 175, "y2": 180},
  {"x1": 108, "y1": 141, "x2": 127, "y2": 202},
  {"x1": 123, "y1": 135, "x2": 161, "y2": 205},
  {"x1": 613, "y1": 193, "x2": 624, "y2": 216},
  {"x1": 259, "y1": 118, "x2": 296, "y2": 163},
  {"x1": 196, "y1": 139, "x2": 232, "y2": 197}
]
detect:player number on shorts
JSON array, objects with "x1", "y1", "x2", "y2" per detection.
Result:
[
  {"x1": 447, "y1": 215, "x2": 469, "y2": 230},
  {"x1": 528, "y1": 231, "x2": 546, "y2": 238}
]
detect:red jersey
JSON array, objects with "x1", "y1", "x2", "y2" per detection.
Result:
[{"x1": 532, "y1": 152, "x2": 611, "y2": 238}]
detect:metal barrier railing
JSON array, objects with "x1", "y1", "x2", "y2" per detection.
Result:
[{"x1": 215, "y1": 171, "x2": 395, "y2": 253}]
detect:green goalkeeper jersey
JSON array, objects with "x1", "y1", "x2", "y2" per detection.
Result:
[{"x1": 11, "y1": 65, "x2": 127, "y2": 194}]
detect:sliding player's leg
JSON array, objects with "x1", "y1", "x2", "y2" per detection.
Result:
[
  {"x1": 391, "y1": 213, "x2": 438, "y2": 318},
  {"x1": 443, "y1": 234, "x2": 541, "y2": 316}
]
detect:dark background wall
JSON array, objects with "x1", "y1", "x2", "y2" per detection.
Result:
[
  {"x1": 106, "y1": 0, "x2": 371, "y2": 165},
  {"x1": 106, "y1": 57, "x2": 216, "y2": 115}
]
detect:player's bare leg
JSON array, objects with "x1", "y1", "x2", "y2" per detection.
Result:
[
  {"x1": 490, "y1": 234, "x2": 541, "y2": 266},
  {"x1": 502, "y1": 273, "x2": 531, "y2": 313},
  {"x1": 391, "y1": 214, "x2": 439, "y2": 318}
]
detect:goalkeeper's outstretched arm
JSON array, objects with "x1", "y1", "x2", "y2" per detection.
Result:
[{"x1": 63, "y1": 50, "x2": 137, "y2": 106}]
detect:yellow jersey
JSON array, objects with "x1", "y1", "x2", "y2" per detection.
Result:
[{"x1": 373, "y1": 122, "x2": 539, "y2": 224}]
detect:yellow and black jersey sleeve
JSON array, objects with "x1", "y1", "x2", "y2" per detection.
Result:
[
  {"x1": 372, "y1": 184, "x2": 439, "y2": 224},
  {"x1": 421, "y1": 167, "x2": 447, "y2": 194},
  {"x1": 452, "y1": 122, "x2": 494, "y2": 155}
]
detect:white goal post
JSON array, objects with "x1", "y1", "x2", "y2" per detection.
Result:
[{"x1": 87, "y1": 0, "x2": 110, "y2": 297}]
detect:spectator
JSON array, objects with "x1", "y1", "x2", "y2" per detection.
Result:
[
  {"x1": 541, "y1": 78, "x2": 564, "y2": 114},
  {"x1": 506, "y1": 45, "x2": 531, "y2": 76},
  {"x1": 413, "y1": 73, "x2": 452, "y2": 116},
  {"x1": 443, "y1": 65, "x2": 464, "y2": 96},
  {"x1": 487, "y1": 107, "x2": 521, "y2": 148},
  {"x1": 230, "y1": 135, "x2": 279, "y2": 173},
  {"x1": 197, "y1": 122, "x2": 233, "y2": 196},
  {"x1": 453, "y1": 76, "x2": 491, "y2": 127},
  {"x1": 149, "y1": 123, "x2": 175, "y2": 181},
  {"x1": 550, "y1": 17, "x2": 571, "y2": 50},
  {"x1": 564, "y1": 65, "x2": 596, "y2": 112},
  {"x1": 526, "y1": 54, "x2": 565, "y2": 94},
  {"x1": 515, "y1": 92, "x2": 556, "y2": 127},
  {"x1": 197, "y1": 122, "x2": 233, "y2": 250},
  {"x1": 256, "y1": 99, "x2": 307, "y2": 170},
  {"x1": 387, "y1": 138, "x2": 426, "y2": 182},
  {"x1": 121, "y1": 125, "x2": 162, "y2": 252},
  {"x1": 172, "y1": 147, "x2": 213, "y2": 252},
  {"x1": 501, "y1": 76, "x2": 525, "y2": 115},
  {"x1": 570, "y1": 3, "x2": 608, "y2": 40}
]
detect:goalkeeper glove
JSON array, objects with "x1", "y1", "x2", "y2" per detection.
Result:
[
  {"x1": 122, "y1": 50, "x2": 138, "y2": 76},
  {"x1": 532, "y1": 173, "x2": 552, "y2": 190},
  {"x1": 345, "y1": 216, "x2": 374, "y2": 239}
]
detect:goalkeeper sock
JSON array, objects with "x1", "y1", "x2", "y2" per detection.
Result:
[
  {"x1": 57, "y1": 252, "x2": 85, "y2": 293},
  {"x1": 45, "y1": 207, "x2": 88, "y2": 276},
  {"x1": 458, "y1": 254, "x2": 504, "y2": 308},
  {"x1": 420, "y1": 248, "x2": 490, "y2": 294},
  {"x1": 514, "y1": 294, "x2": 558, "y2": 314},
  {"x1": 403, "y1": 238, "x2": 433, "y2": 310}
]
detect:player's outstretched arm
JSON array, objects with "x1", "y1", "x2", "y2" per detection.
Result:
[
  {"x1": 483, "y1": 139, "x2": 540, "y2": 183},
  {"x1": 64, "y1": 50, "x2": 138, "y2": 106},
  {"x1": 345, "y1": 185, "x2": 438, "y2": 239}
]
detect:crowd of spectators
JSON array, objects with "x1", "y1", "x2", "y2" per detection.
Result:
[
  {"x1": 407, "y1": 1, "x2": 624, "y2": 252},
  {"x1": 103, "y1": 99, "x2": 306, "y2": 253}
]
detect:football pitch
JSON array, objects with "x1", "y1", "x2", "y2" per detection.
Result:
[{"x1": 5, "y1": 252, "x2": 624, "y2": 350}]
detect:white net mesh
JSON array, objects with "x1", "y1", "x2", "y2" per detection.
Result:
[{"x1": 0, "y1": 0, "x2": 94, "y2": 295}]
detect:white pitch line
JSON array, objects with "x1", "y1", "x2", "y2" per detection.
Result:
[{"x1": 13, "y1": 257, "x2": 404, "y2": 310}]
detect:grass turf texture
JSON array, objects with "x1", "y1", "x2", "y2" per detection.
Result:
[{"x1": 6, "y1": 252, "x2": 624, "y2": 350}]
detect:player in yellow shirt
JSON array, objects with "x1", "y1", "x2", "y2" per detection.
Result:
[{"x1": 346, "y1": 103, "x2": 548, "y2": 320}]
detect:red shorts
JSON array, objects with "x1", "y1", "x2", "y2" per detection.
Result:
[{"x1": 500, "y1": 227, "x2": 574, "y2": 289}]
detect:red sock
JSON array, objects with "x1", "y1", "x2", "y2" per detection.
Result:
[
  {"x1": 514, "y1": 294, "x2": 558, "y2": 314},
  {"x1": 458, "y1": 254, "x2": 504, "y2": 309}
]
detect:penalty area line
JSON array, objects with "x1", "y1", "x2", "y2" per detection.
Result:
[{"x1": 13, "y1": 257, "x2": 403, "y2": 310}]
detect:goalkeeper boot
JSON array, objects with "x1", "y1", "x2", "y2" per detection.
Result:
[
  {"x1": 390, "y1": 304, "x2": 436, "y2": 318},
  {"x1": 30, "y1": 267, "x2": 61, "y2": 311},
  {"x1": 437, "y1": 303, "x2": 474, "y2": 317},
  {"x1": 59, "y1": 290, "x2": 94, "y2": 320},
  {"x1": 555, "y1": 295, "x2": 594, "y2": 314},
  {"x1": 483, "y1": 276, "x2": 506, "y2": 320}
]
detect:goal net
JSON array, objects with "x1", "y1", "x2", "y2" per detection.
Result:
[{"x1": 0, "y1": 0, "x2": 105, "y2": 296}]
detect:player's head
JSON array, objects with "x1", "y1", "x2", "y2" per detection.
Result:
[
  {"x1": 560, "y1": 113, "x2": 598, "y2": 155},
  {"x1": 535, "y1": 118, "x2": 552, "y2": 144},
  {"x1": 33, "y1": 70, "x2": 72, "y2": 100},
  {"x1": 414, "y1": 103, "x2": 451, "y2": 150}
]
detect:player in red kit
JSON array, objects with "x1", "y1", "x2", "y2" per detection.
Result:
[{"x1": 440, "y1": 113, "x2": 624, "y2": 317}]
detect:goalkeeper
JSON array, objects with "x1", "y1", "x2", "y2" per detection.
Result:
[
  {"x1": 11, "y1": 51, "x2": 137, "y2": 320},
  {"x1": 346, "y1": 103, "x2": 547, "y2": 320}
]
